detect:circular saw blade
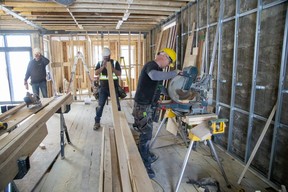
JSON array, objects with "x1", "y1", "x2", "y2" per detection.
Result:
[{"x1": 168, "y1": 75, "x2": 196, "y2": 103}]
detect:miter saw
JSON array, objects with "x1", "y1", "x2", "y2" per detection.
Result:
[
  {"x1": 159, "y1": 66, "x2": 212, "y2": 115},
  {"x1": 23, "y1": 92, "x2": 42, "y2": 108}
]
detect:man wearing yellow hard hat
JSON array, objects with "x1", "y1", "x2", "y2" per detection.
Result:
[{"x1": 132, "y1": 47, "x2": 179, "y2": 178}]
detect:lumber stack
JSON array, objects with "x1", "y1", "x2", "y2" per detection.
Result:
[
  {"x1": 0, "y1": 93, "x2": 73, "y2": 190},
  {"x1": 99, "y1": 113, "x2": 154, "y2": 192},
  {"x1": 98, "y1": 62, "x2": 153, "y2": 192}
]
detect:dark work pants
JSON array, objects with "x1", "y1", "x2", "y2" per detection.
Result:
[
  {"x1": 132, "y1": 102, "x2": 153, "y2": 168},
  {"x1": 94, "y1": 86, "x2": 121, "y2": 123}
]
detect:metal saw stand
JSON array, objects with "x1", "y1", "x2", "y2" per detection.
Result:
[
  {"x1": 150, "y1": 109, "x2": 189, "y2": 149},
  {"x1": 175, "y1": 132, "x2": 231, "y2": 192},
  {"x1": 56, "y1": 106, "x2": 72, "y2": 159}
]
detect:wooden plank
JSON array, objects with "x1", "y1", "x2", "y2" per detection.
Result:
[
  {"x1": 0, "y1": 97, "x2": 54, "y2": 134},
  {"x1": 106, "y1": 62, "x2": 132, "y2": 192},
  {"x1": 155, "y1": 30, "x2": 163, "y2": 55},
  {"x1": 119, "y1": 112, "x2": 154, "y2": 192},
  {"x1": 238, "y1": 103, "x2": 277, "y2": 184},
  {"x1": 0, "y1": 94, "x2": 72, "y2": 153},
  {"x1": 196, "y1": 32, "x2": 205, "y2": 75},
  {"x1": 98, "y1": 125, "x2": 105, "y2": 192},
  {"x1": 190, "y1": 121, "x2": 212, "y2": 141},
  {"x1": 0, "y1": 103, "x2": 26, "y2": 121},
  {"x1": 166, "y1": 117, "x2": 178, "y2": 136},
  {"x1": 0, "y1": 94, "x2": 72, "y2": 164},
  {"x1": 183, "y1": 22, "x2": 195, "y2": 69},
  {"x1": 47, "y1": 79, "x2": 53, "y2": 97},
  {"x1": 104, "y1": 127, "x2": 112, "y2": 192},
  {"x1": 0, "y1": 123, "x2": 48, "y2": 190},
  {"x1": 184, "y1": 113, "x2": 217, "y2": 125},
  {"x1": 109, "y1": 128, "x2": 122, "y2": 192}
]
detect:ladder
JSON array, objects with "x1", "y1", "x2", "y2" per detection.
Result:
[
  {"x1": 120, "y1": 57, "x2": 129, "y2": 88},
  {"x1": 66, "y1": 51, "x2": 95, "y2": 97}
]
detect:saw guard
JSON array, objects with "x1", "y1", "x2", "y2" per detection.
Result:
[{"x1": 168, "y1": 75, "x2": 196, "y2": 103}]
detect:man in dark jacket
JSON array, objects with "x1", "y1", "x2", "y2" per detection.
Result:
[
  {"x1": 94, "y1": 47, "x2": 122, "y2": 130},
  {"x1": 24, "y1": 48, "x2": 50, "y2": 98},
  {"x1": 133, "y1": 48, "x2": 179, "y2": 178}
]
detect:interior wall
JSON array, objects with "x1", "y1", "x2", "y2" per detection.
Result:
[
  {"x1": 48, "y1": 33, "x2": 144, "y2": 97},
  {"x1": 150, "y1": 0, "x2": 288, "y2": 187}
]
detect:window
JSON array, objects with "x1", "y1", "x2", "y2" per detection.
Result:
[
  {"x1": 120, "y1": 45, "x2": 136, "y2": 78},
  {"x1": 0, "y1": 52, "x2": 10, "y2": 101},
  {"x1": 6, "y1": 35, "x2": 31, "y2": 47},
  {"x1": 0, "y1": 35, "x2": 4, "y2": 47}
]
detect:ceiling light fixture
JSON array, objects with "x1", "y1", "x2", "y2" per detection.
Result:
[
  {"x1": 122, "y1": 11, "x2": 130, "y2": 21},
  {"x1": 116, "y1": 20, "x2": 123, "y2": 30}
]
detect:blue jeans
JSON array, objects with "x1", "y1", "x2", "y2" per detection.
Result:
[
  {"x1": 31, "y1": 81, "x2": 48, "y2": 98},
  {"x1": 94, "y1": 86, "x2": 121, "y2": 123}
]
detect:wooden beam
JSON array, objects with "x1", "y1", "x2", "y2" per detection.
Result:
[
  {"x1": 0, "y1": 97, "x2": 54, "y2": 135},
  {"x1": 184, "y1": 113, "x2": 217, "y2": 125},
  {"x1": 109, "y1": 128, "x2": 121, "y2": 192},
  {"x1": 238, "y1": 103, "x2": 277, "y2": 184},
  {"x1": 0, "y1": 103, "x2": 26, "y2": 122},
  {"x1": 0, "y1": 94, "x2": 72, "y2": 190},
  {"x1": 119, "y1": 112, "x2": 154, "y2": 192},
  {"x1": 98, "y1": 126, "x2": 105, "y2": 192},
  {"x1": 106, "y1": 62, "x2": 132, "y2": 192},
  {"x1": 104, "y1": 127, "x2": 112, "y2": 192},
  {"x1": 0, "y1": 123, "x2": 48, "y2": 190}
]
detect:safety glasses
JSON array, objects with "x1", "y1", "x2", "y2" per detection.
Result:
[{"x1": 157, "y1": 52, "x2": 172, "y2": 63}]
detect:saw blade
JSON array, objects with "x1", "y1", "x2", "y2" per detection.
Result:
[{"x1": 168, "y1": 75, "x2": 196, "y2": 103}]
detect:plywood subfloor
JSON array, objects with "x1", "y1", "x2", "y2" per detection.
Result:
[{"x1": 13, "y1": 100, "x2": 275, "y2": 192}]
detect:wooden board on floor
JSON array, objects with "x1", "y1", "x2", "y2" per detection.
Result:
[
  {"x1": 107, "y1": 62, "x2": 132, "y2": 192},
  {"x1": 119, "y1": 112, "x2": 154, "y2": 192}
]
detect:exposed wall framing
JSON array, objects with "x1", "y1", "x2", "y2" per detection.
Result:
[
  {"x1": 47, "y1": 32, "x2": 144, "y2": 99},
  {"x1": 150, "y1": 0, "x2": 288, "y2": 188}
]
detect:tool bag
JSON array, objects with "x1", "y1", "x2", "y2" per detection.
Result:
[{"x1": 118, "y1": 86, "x2": 127, "y2": 99}]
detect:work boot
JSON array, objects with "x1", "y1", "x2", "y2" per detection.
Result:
[
  {"x1": 146, "y1": 166, "x2": 155, "y2": 179},
  {"x1": 93, "y1": 122, "x2": 101, "y2": 130},
  {"x1": 149, "y1": 152, "x2": 159, "y2": 164}
]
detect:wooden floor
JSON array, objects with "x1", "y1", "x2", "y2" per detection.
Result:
[{"x1": 13, "y1": 100, "x2": 275, "y2": 192}]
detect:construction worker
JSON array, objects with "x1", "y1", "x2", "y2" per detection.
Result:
[
  {"x1": 24, "y1": 47, "x2": 50, "y2": 98},
  {"x1": 132, "y1": 48, "x2": 179, "y2": 178},
  {"x1": 94, "y1": 47, "x2": 122, "y2": 130}
]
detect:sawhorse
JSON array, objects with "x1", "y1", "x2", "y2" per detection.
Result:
[
  {"x1": 175, "y1": 124, "x2": 231, "y2": 192},
  {"x1": 150, "y1": 109, "x2": 189, "y2": 149},
  {"x1": 56, "y1": 105, "x2": 72, "y2": 159}
]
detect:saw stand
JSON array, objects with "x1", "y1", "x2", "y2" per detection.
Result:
[
  {"x1": 150, "y1": 109, "x2": 189, "y2": 149},
  {"x1": 175, "y1": 124, "x2": 231, "y2": 192},
  {"x1": 56, "y1": 105, "x2": 72, "y2": 159}
]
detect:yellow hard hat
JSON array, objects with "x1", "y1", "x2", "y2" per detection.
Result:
[{"x1": 161, "y1": 48, "x2": 176, "y2": 64}]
